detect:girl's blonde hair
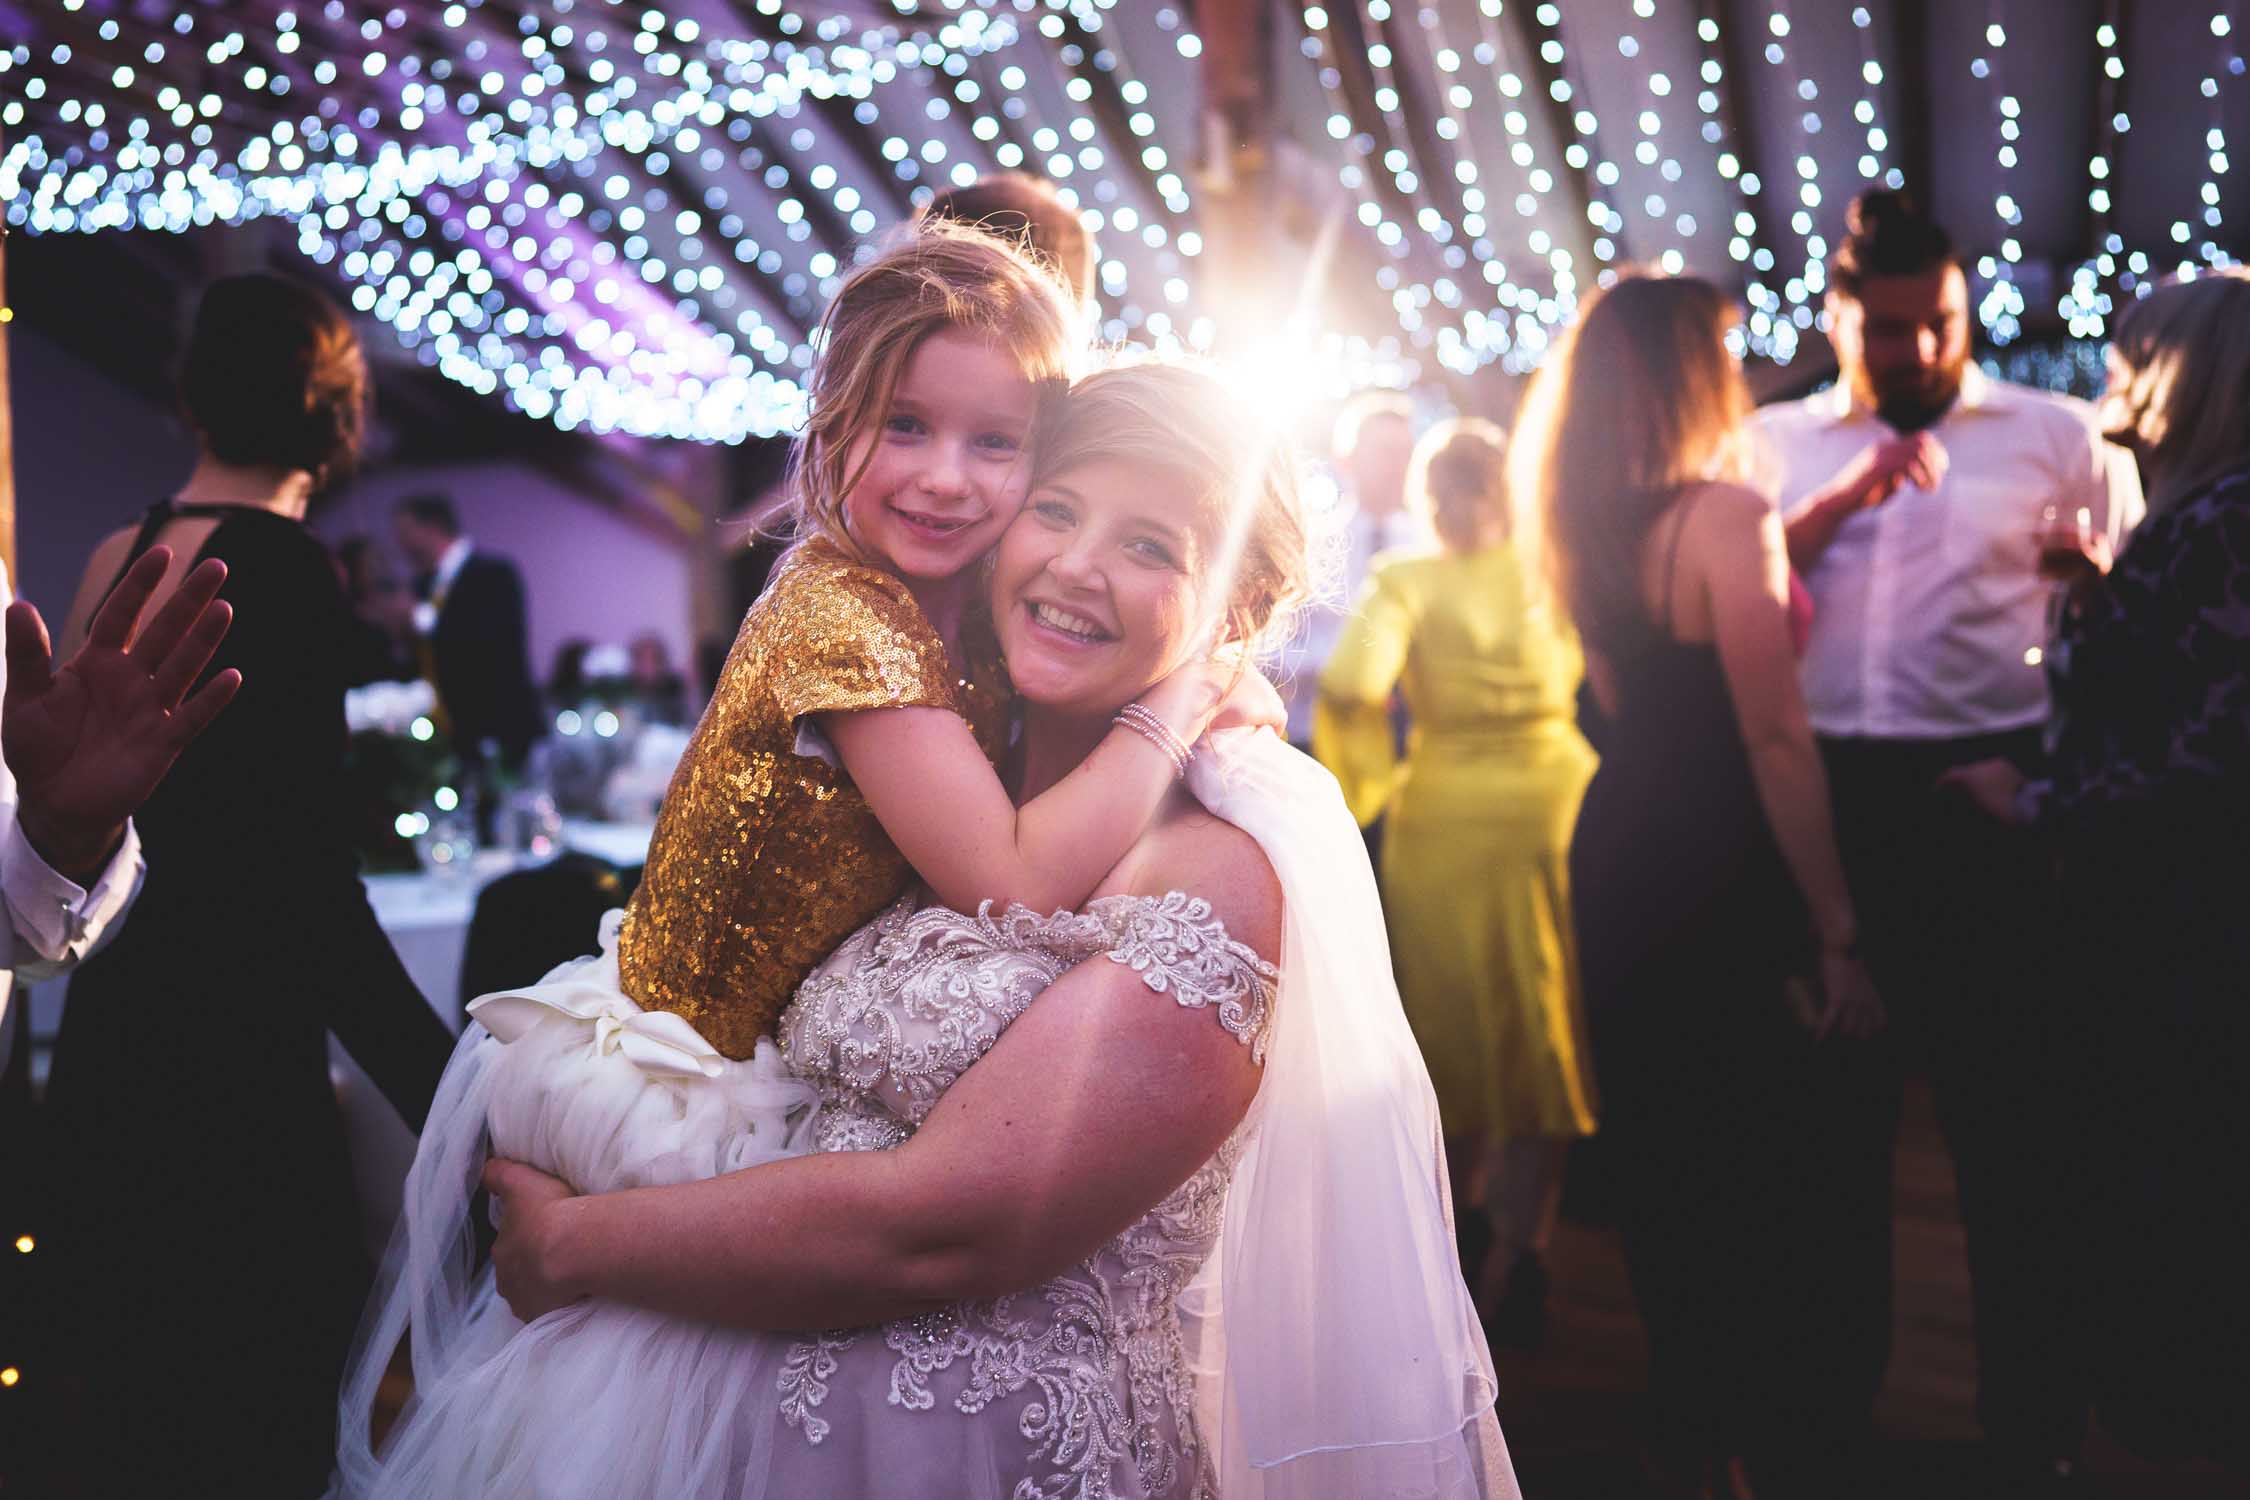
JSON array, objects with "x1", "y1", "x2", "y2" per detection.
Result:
[
  {"x1": 1411, "y1": 416, "x2": 1512, "y2": 554},
  {"x1": 790, "y1": 220, "x2": 1080, "y2": 554},
  {"x1": 1033, "y1": 358, "x2": 1313, "y2": 660},
  {"x1": 1510, "y1": 272, "x2": 1751, "y2": 652},
  {"x1": 2103, "y1": 267, "x2": 2250, "y2": 515}
]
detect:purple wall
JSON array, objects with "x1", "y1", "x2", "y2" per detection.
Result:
[
  {"x1": 8, "y1": 325, "x2": 195, "y2": 615},
  {"x1": 313, "y1": 464, "x2": 698, "y2": 695}
]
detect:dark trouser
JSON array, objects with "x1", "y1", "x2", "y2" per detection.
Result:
[
  {"x1": 1819, "y1": 729, "x2": 2092, "y2": 1458},
  {"x1": 1596, "y1": 960, "x2": 1897, "y2": 1488}
]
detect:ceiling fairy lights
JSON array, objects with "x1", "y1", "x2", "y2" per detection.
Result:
[
  {"x1": 1972, "y1": 3, "x2": 2026, "y2": 344},
  {"x1": 2185, "y1": 5, "x2": 2240, "y2": 273},
  {"x1": 8, "y1": 0, "x2": 2246, "y2": 416},
  {"x1": 1683, "y1": 2, "x2": 1782, "y2": 358},
  {"x1": 2, "y1": 0, "x2": 1202, "y2": 442},
  {"x1": 1743, "y1": 1, "x2": 1827, "y2": 357},
  {"x1": 2058, "y1": 0, "x2": 2128, "y2": 340},
  {"x1": 1408, "y1": 0, "x2": 1578, "y2": 370},
  {"x1": 1297, "y1": 0, "x2": 1556, "y2": 378},
  {"x1": 1609, "y1": 0, "x2": 1695, "y2": 281},
  {"x1": 1845, "y1": 6, "x2": 1898, "y2": 191}
]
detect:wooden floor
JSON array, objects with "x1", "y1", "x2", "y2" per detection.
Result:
[{"x1": 1495, "y1": 1077, "x2": 2242, "y2": 1499}]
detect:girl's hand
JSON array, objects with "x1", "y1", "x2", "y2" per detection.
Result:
[
  {"x1": 1207, "y1": 667, "x2": 1285, "y2": 737},
  {"x1": 485, "y1": 1158, "x2": 585, "y2": 1322},
  {"x1": 1141, "y1": 657, "x2": 1284, "y2": 745},
  {"x1": 1815, "y1": 949, "x2": 1886, "y2": 1042},
  {"x1": 1138, "y1": 656, "x2": 1233, "y2": 739}
]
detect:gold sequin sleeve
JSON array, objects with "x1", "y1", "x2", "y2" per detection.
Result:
[
  {"x1": 614, "y1": 539, "x2": 1009, "y2": 1059},
  {"x1": 767, "y1": 560, "x2": 961, "y2": 724}
]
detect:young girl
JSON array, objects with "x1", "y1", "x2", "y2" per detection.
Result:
[{"x1": 332, "y1": 226, "x2": 1270, "y2": 1495}]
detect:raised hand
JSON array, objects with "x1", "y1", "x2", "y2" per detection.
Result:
[
  {"x1": 1843, "y1": 431, "x2": 1948, "y2": 510},
  {"x1": 1786, "y1": 431, "x2": 1951, "y2": 569},
  {"x1": 4, "y1": 547, "x2": 241, "y2": 880}
]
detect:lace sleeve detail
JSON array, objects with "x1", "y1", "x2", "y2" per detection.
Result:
[{"x1": 1098, "y1": 891, "x2": 1280, "y2": 1063}]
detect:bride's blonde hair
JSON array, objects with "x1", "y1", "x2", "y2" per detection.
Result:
[{"x1": 1032, "y1": 358, "x2": 1313, "y2": 659}]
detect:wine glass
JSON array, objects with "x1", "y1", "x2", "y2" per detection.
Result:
[{"x1": 2032, "y1": 503, "x2": 2098, "y2": 668}]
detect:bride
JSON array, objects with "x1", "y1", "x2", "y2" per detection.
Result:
[{"x1": 335, "y1": 362, "x2": 1515, "y2": 1499}]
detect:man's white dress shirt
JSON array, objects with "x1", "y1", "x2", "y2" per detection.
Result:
[
  {"x1": 1752, "y1": 366, "x2": 2145, "y2": 741},
  {"x1": 1281, "y1": 495, "x2": 1434, "y2": 744},
  {"x1": 0, "y1": 563, "x2": 145, "y2": 1071}
]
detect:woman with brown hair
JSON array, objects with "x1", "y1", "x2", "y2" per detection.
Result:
[
  {"x1": 1944, "y1": 269, "x2": 2250, "y2": 1471},
  {"x1": 32, "y1": 274, "x2": 454, "y2": 1498},
  {"x1": 1517, "y1": 274, "x2": 1881, "y2": 1497},
  {"x1": 1314, "y1": 417, "x2": 1598, "y2": 1346}
]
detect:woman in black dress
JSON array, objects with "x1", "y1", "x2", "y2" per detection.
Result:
[
  {"x1": 1513, "y1": 275, "x2": 1884, "y2": 1499},
  {"x1": 1946, "y1": 269, "x2": 2250, "y2": 1473},
  {"x1": 32, "y1": 275, "x2": 454, "y2": 1498}
]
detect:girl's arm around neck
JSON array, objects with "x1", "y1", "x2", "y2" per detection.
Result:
[{"x1": 820, "y1": 662, "x2": 1241, "y2": 916}]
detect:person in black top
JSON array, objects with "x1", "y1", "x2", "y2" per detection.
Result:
[
  {"x1": 28, "y1": 273, "x2": 456, "y2": 1499},
  {"x1": 394, "y1": 491, "x2": 543, "y2": 772},
  {"x1": 1946, "y1": 270, "x2": 2250, "y2": 1476},
  {"x1": 1518, "y1": 274, "x2": 1884, "y2": 1498}
]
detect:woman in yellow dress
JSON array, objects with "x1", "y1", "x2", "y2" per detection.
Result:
[{"x1": 1314, "y1": 416, "x2": 1598, "y2": 1343}]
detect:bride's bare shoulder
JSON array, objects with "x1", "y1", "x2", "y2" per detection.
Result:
[{"x1": 1115, "y1": 803, "x2": 1283, "y2": 966}]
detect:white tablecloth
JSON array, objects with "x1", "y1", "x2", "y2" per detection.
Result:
[{"x1": 336, "y1": 822, "x2": 654, "y2": 1256}]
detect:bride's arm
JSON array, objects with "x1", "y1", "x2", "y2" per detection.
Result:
[{"x1": 490, "y1": 823, "x2": 1281, "y2": 1330}]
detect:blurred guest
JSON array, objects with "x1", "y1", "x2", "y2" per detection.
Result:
[
  {"x1": 919, "y1": 169, "x2": 1099, "y2": 305},
  {"x1": 1755, "y1": 190, "x2": 2143, "y2": 1484},
  {"x1": 333, "y1": 533, "x2": 416, "y2": 685},
  {"x1": 1281, "y1": 390, "x2": 1427, "y2": 747},
  {"x1": 395, "y1": 491, "x2": 543, "y2": 776},
  {"x1": 627, "y1": 632, "x2": 690, "y2": 726},
  {"x1": 1943, "y1": 269, "x2": 2250, "y2": 1473},
  {"x1": 1525, "y1": 273, "x2": 1881, "y2": 1496},
  {"x1": 1314, "y1": 417, "x2": 1598, "y2": 1347},
  {"x1": 546, "y1": 637, "x2": 593, "y2": 711},
  {"x1": 32, "y1": 274, "x2": 454, "y2": 1499}
]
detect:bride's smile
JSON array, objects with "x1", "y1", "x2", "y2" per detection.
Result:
[{"x1": 992, "y1": 454, "x2": 1214, "y2": 715}]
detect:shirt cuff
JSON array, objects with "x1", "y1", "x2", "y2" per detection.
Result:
[
  {"x1": 3, "y1": 815, "x2": 145, "y2": 970},
  {"x1": 2012, "y1": 777, "x2": 2051, "y2": 828}
]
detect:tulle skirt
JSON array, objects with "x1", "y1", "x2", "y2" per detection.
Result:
[{"x1": 329, "y1": 914, "x2": 821, "y2": 1500}]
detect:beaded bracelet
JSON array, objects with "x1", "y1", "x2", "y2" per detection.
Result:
[{"x1": 1114, "y1": 702, "x2": 1194, "y2": 776}]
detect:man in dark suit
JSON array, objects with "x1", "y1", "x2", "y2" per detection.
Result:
[{"x1": 394, "y1": 493, "x2": 543, "y2": 779}]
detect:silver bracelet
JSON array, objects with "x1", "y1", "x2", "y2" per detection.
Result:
[{"x1": 1114, "y1": 702, "x2": 1193, "y2": 776}]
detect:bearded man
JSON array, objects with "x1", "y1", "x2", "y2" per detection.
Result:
[{"x1": 1750, "y1": 190, "x2": 2143, "y2": 1495}]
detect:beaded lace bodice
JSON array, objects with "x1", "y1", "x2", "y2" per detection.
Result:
[{"x1": 773, "y1": 891, "x2": 1278, "y2": 1500}]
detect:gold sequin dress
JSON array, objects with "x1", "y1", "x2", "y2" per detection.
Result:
[{"x1": 617, "y1": 535, "x2": 1009, "y2": 1058}]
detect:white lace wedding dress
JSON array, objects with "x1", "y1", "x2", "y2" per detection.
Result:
[
  {"x1": 341, "y1": 889, "x2": 1275, "y2": 1499},
  {"x1": 334, "y1": 734, "x2": 1513, "y2": 1500},
  {"x1": 770, "y1": 890, "x2": 1278, "y2": 1497}
]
